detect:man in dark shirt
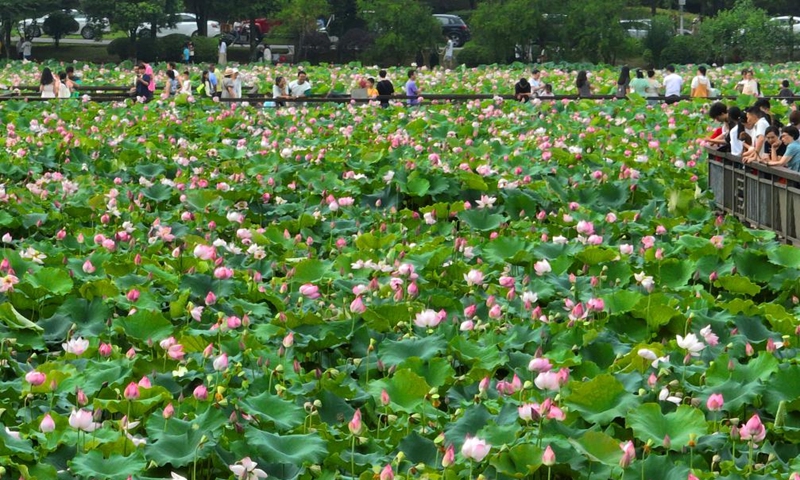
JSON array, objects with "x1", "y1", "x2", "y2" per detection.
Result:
[{"x1": 376, "y1": 70, "x2": 394, "y2": 108}]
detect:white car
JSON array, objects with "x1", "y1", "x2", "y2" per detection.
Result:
[
  {"x1": 18, "y1": 9, "x2": 109, "y2": 40},
  {"x1": 620, "y1": 19, "x2": 651, "y2": 40},
  {"x1": 770, "y1": 16, "x2": 800, "y2": 34},
  {"x1": 138, "y1": 13, "x2": 221, "y2": 38}
]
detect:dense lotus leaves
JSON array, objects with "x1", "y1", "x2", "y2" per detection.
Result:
[{"x1": 3, "y1": 60, "x2": 800, "y2": 480}]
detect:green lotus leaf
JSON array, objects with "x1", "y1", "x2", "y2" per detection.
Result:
[
  {"x1": 144, "y1": 428, "x2": 214, "y2": 468},
  {"x1": 244, "y1": 428, "x2": 328, "y2": 465},
  {"x1": 569, "y1": 430, "x2": 623, "y2": 466},
  {"x1": 0, "y1": 303, "x2": 42, "y2": 332},
  {"x1": 565, "y1": 374, "x2": 640, "y2": 425},
  {"x1": 489, "y1": 443, "x2": 542, "y2": 478},
  {"x1": 239, "y1": 391, "x2": 305, "y2": 431},
  {"x1": 368, "y1": 368, "x2": 430, "y2": 411},
  {"x1": 70, "y1": 450, "x2": 146, "y2": 480},
  {"x1": 113, "y1": 310, "x2": 174, "y2": 342},
  {"x1": 25, "y1": 268, "x2": 74, "y2": 296},
  {"x1": 458, "y1": 209, "x2": 506, "y2": 232},
  {"x1": 626, "y1": 403, "x2": 708, "y2": 451}
]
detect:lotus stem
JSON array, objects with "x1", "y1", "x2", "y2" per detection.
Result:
[{"x1": 351, "y1": 435, "x2": 356, "y2": 479}]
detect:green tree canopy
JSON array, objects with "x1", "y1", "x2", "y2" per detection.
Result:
[{"x1": 357, "y1": 0, "x2": 441, "y2": 64}]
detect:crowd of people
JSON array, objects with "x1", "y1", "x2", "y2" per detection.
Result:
[
  {"x1": 704, "y1": 99, "x2": 800, "y2": 171},
  {"x1": 37, "y1": 66, "x2": 82, "y2": 98}
]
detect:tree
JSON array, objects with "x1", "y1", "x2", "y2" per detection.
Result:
[
  {"x1": 80, "y1": 0, "x2": 177, "y2": 46},
  {"x1": 43, "y1": 11, "x2": 79, "y2": 47},
  {"x1": 357, "y1": 0, "x2": 441, "y2": 64},
  {"x1": 468, "y1": 0, "x2": 547, "y2": 64},
  {"x1": 562, "y1": 0, "x2": 628, "y2": 64},
  {"x1": 697, "y1": 0, "x2": 781, "y2": 63},
  {"x1": 278, "y1": 0, "x2": 330, "y2": 61}
]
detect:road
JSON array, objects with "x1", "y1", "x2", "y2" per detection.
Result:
[{"x1": 13, "y1": 36, "x2": 253, "y2": 48}]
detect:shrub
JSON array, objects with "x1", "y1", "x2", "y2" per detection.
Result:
[
  {"x1": 136, "y1": 37, "x2": 159, "y2": 63},
  {"x1": 457, "y1": 42, "x2": 494, "y2": 67},
  {"x1": 189, "y1": 36, "x2": 218, "y2": 63},
  {"x1": 661, "y1": 34, "x2": 707, "y2": 65},
  {"x1": 156, "y1": 34, "x2": 192, "y2": 62},
  {"x1": 423, "y1": 0, "x2": 472, "y2": 13},
  {"x1": 107, "y1": 38, "x2": 136, "y2": 61}
]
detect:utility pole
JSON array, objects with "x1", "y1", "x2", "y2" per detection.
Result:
[{"x1": 678, "y1": 0, "x2": 685, "y2": 34}]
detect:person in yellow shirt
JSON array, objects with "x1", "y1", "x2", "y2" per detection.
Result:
[{"x1": 367, "y1": 78, "x2": 378, "y2": 98}]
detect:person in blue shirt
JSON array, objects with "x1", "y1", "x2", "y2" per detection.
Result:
[
  {"x1": 208, "y1": 64, "x2": 219, "y2": 95},
  {"x1": 405, "y1": 70, "x2": 420, "y2": 107},
  {"x1": 763, "y1": 125, "x2": 800, "y2": 171},
  {"x1": 183, "y1": 42, "x2": 190, "y2": 64}
]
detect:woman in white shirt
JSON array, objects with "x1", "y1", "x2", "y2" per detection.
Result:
[
  {"x1": 272, "y1": 76, "x2": 290, "y2": 107},
  {"x1": 179, "y1": 71, "x2": 192, "y2": 95},
  {"x1": 726, "y1": 106, "x2": 745, "y2": 156},
  {"x1": 739, "y1": 70, "x2": 759, "y2": 96},
  {"x1": 690, "y1": 66, "x2": 710, "y2": 98}
]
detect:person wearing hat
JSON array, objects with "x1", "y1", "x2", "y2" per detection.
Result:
[
  {"x1": 232, "y1": 68, "x2": 242, "y2": 98},
  {"x1": 221, "y1": 68, "x2": 236, "y2": 99}
]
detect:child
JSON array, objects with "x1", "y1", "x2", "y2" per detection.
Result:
[
  {"x1": 179, "y1": 71, "x2": 192, "y2": 95},
  {"x1": 367, "y1": 78, "x2": 378, "y2": 98}
]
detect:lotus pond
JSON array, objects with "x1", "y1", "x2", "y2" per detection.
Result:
[{"x1": 1, "y1": 62, "x2": 800, "y2": 480}]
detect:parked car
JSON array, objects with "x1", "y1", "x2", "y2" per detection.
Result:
[
  {"x1": 770, "y1": 16, "x2": 800, "y2": 35},
  {"x1": 434, "y1": 14, "x2": 470, "y2": 47},
  {"x1": 18, "y1": 9, "x2": 109, "y2": 40},
  {"x1": 620, "y1": 19, "x2": 651, "y2": 40},
  {"x1": 138, "y1": 13, "x2": 221, "y2": 38}
]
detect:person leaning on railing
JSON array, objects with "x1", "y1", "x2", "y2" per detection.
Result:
[{"x1": 759, "y1": 126, "x2": 800, "y2": 171}]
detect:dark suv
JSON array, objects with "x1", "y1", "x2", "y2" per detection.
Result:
[{"x1": 434, "y1": 14, "x2": 471, "y2": 47}]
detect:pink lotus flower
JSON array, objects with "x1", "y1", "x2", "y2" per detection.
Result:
[
  {"x1": 167, "y1": 343, "x2": 185, "y2": 360},
  {"x1": 82, "y1": 259, "x2": 96, "y2": 273},
  {"x1": 676, "y1": 333, "x2": 705, "y2": 357},
  {"x1": 213, "y1": 353, "x2": 229, "y2": 371},
  {"x1": 25, "y1": 371, "x2": 46, "y2": 386},
  {"x1": 163, "y1": 403, "x2": 175, "y2": 419},
  {"x1": 126, "y1": 289, "x2": 140, "y2": 302},
  {"x1": 542, "y1": 445, "x2": 556, "y2": 466},
  {"x1": 190, "y1": 306, "x2": 204, "y2": 322},
  {"x1": 299, "y1": 283, "x2": 320, "y2": 299},
  {"x1": 740, "y1": 414, "x2": 766, "y2": 443},
  {"x1": 461, "y1": 435, "x2": 491, "y2": 462},
  {"x1": 534, "y1": 259, "x2": 551, "y2": 276},
  {"x1": 123, "y1": 382, "x2": 140, "y2": 400},
  {"x1": 414, "y1": 309, "x2": 442, "y2": 328},
  {"x1": 496, "y1": 374, "x2": 522, "y2": 395},
  {"x1": 380, "y1": 389, "x2": 390, "y2": 406},
  {"x1": 348, "y1": 408, "x2": 362, "y2": 434},
  {"x1": 350, "y1": 296, "x2": 366, "y2": 314},
  {"x1": 214, "y1": 266, "x2": 234, "y2": 279},
  {"x1": 706, "y1": 393, "x2": 724, "y2": 411},
  {"x1": 576, "y1": 220, "x2": 594, "y2": 235},
  {"x1": 205, "y1": 291, "x2": 217, "y2": 305},
  {"x1": 193, "y1": 244, "x2": 216, "y2": 260},
  {"x1": 282, "y1": 332, "x2": 294, "y2": 348},
  {"x1": 688, "y1": 472, "x2": 699, "y2": 480},
  {"x1": 442, "y1": 444, "x2": 455, "y2": 467},
  {"x1": 498, "y1": 275, "x2": 515, "y2": 288},
  {"x1": 528, "y1": 357, "x2": 552, "y2": 373},
  {"x1": 464, "y1": 269, "x2": 484, "y2": 286},
  {"x1": 619, "y1": 441, "x2": 635, "y2": 468},
  {"x1": 62, "y1": 337, "x2": 89, "y2": 356},
  {"x1": 619, "y1": 244, "x2": 634, "y2": 255},
  {"x1": 535, "y1": 368, "x2": 569, "y2": 391},
  {"x1": 700, "y1": 325, "x2": 719, "y2": 346},
  {"x1": 193, "y1": 385, "x2": 208, "y2": 401},
  {"x1": 68, "y1": 409, "x2": 99, "y2": 432},
  {"x1": 40, "y1": 413, "x2": 56, "y2": 433},
  {"x1": 229, "y1": 457, "x2": 268, "y2": 480},
  {"x1": 380, "y1": 464, "x2": 394, "y2": 480},
  {"x1": 98, "y1": 343, "x2": 112, "y2": 357}
]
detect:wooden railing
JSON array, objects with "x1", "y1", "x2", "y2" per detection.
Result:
[{"x1": 706, "y1": 148, "x2": 800, "y2": 244}]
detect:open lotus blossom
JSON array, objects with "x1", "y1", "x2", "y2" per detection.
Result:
[
  {"x1": 464, "y1": 269, "x2": 484, "y2": 286},
  {"x1": 740, "y1": 414, "x2": 766, "y2": 443},
  {"x1": 414, "y1": 309, "x2": 442, "y2": 328},
  {"x1": 676, "y1": 334, "x2": 705, "y2": 357},
  {"x1": 634, "y1": 272, "x2": 654, "y2": 292},
  {"x1": 68, "y1": 409, "x2": 100, "y2": 432},
  {"x1": 699, "y1": 325, "x2": 719, "y2": 346},
  {"x1": 528, "y1": 357, "x2": 552, "y2": 373},
  {"x1": 62, "y1": 337, "x2": 90, "y2": 356},
  {"x1": 461, "y1": 435, "x2": 491, "y2": 462},
  {"x1": 534, "y1": 368, "x2": 569, "y2": 391},
  {"x1": 229, "y1": 457, "x2": 268, "y2": 480},
  {"x1": 534, "y1": 259, "x2": 552, "y2": 276}
]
